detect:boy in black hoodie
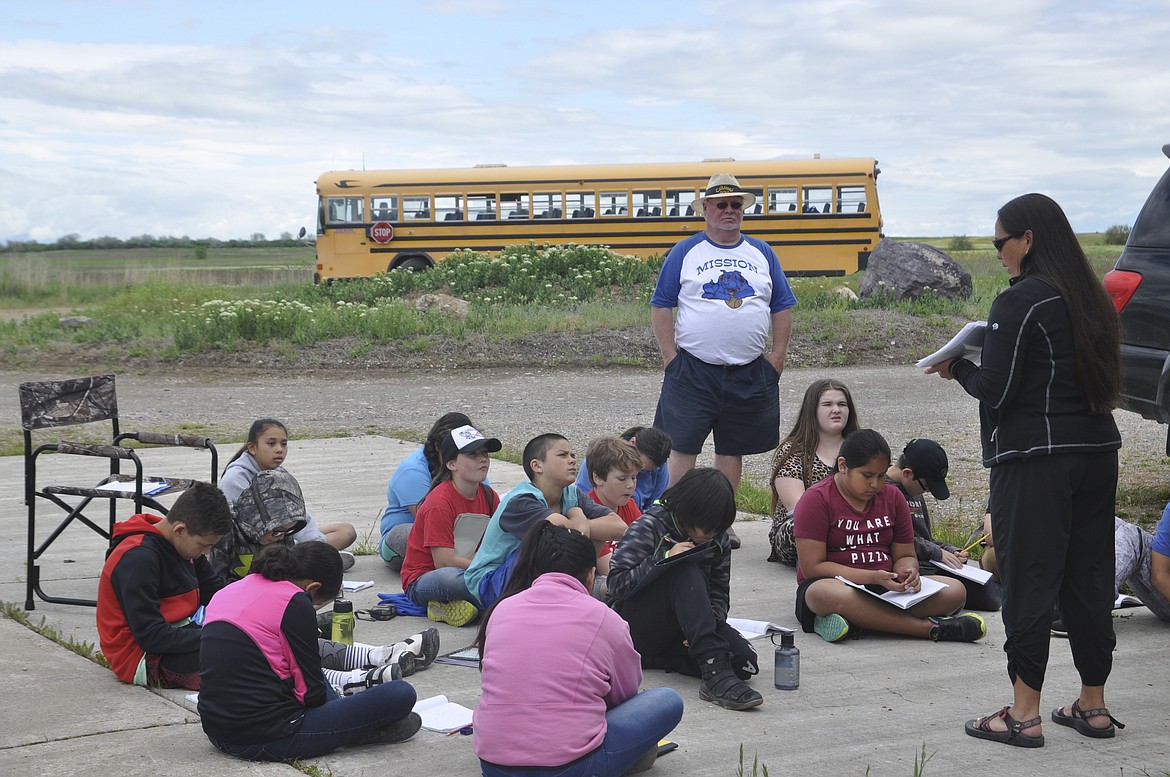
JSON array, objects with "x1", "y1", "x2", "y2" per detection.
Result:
[{"x1": 97, "y1": 482, "x2": 232, "y2": 689}]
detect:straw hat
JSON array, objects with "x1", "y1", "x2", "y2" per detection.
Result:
[{"x1": 696, "y1": 173, "x2": 756, "y2": 210}]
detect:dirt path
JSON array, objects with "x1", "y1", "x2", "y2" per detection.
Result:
[{"x1": 4, "y1": 364, "x2": 1166, "y2": 530}]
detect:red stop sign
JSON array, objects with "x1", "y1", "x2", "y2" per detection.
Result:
[{"x1": 369, "y1": 221, "x2": 394, "y2": 243}]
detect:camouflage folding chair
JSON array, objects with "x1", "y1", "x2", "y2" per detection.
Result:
[{"x1": 19, "y1": 374, "x2": 218, "y2": 609}]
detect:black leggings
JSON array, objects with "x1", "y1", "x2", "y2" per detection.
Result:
[
  {"x1": 990, "y1": 450, "x2": 1117, "y2": 691},
  {"x1": 617, "y1": 562, "x2": 755, "y2": 676}
]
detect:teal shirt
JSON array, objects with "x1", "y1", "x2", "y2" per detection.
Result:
[{"x1": 464, "y1": 481, "x2": 580, "y2": 601}]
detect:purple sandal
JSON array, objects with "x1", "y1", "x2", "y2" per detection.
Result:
[
  {"x1": 965, "y1": 706, "x2": 1044, "y2": 748},
  {"x1": 1051, "y1": 699, "x2": 1125, "y2": 739}
]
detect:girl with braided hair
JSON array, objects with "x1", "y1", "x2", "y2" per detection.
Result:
[{"x1": 473, "y1": 521, "x2": 683, "y2": 777}]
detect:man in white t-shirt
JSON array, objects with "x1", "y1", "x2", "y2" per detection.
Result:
[{"x1": 651, "y1": 173, "x2": 797, "y2": 536}]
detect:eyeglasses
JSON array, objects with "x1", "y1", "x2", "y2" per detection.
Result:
[
  {"x1": 713, "y1": 200, "x2": 743, "y2": 211},
  {"x1": 269, "y1": 525, "x2": 297, "y2": 539},
  {"x1": 992, "y1": 232, "x2": 1023, "y2": 251}
]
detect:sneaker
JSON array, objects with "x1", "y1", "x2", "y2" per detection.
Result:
[
  {"x1": 427, "y1": 599, "x2": 479, "y2": 628},
  {"x1": 339, "y1": 550, "x2": 356, "y2": 571},
  {"x1": 929, "y1": 612, "x2": 987, "y2": 642},
  {"x1": 1051, "y1": 619, "x2": 1069, "y2": 638},
  {"x1": 353, "y1": 711, "x2": 422, "y2": 746},
  {"x1": 341, "y1": 662, "x2": 402, "y2": 696},
  {"x1": 698, "y1": 657, "x2": 763, "y2": 711},
  {"x1": 814, "y1": 613, "x2": 851, "y2": 643},
  {"x1": 391, "y1": 627, "x2": 441, "y2": 677}
]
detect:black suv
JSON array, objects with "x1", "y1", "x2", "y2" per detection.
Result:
[{"x1": 1104, "y1": 143, "x2": 1170, "y2": 454}]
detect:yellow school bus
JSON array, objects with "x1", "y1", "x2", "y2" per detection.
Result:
[{"x1": 313, "y1": 157, "x2": 882, "y2": 282}]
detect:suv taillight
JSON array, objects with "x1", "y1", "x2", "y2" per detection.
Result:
[{"x1": 1103, "y1": 269, "x2": 1142, "y2": 313}]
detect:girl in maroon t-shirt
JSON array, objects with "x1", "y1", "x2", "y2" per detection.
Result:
[{"x1": 793, "y1": 429, "x2": 985, "y2": 645}]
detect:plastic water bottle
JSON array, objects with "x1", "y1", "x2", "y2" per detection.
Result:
[
  {"x1": 773, "y1": 632, "x2": 800, "y2": 690},
  {"x1": 331, "y1": 598, "x2": 354, "y2": 645}
]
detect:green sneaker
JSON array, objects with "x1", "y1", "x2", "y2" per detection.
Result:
[
  {"x1": 814, "y1": 613, "x2": 851, "y2": 643},
  {"x1": 427, "y1": 599, "x2": 479, "y2": 628}
]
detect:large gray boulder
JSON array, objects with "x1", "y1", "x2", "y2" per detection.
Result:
[{"x1": 858, "y1": 240, "x2": 972, "y2": 301}]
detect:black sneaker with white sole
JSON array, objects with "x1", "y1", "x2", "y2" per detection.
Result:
[{"x1": 352, "y1": 711, "x2": 422, "y2": 746}]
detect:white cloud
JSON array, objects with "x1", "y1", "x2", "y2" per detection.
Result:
[{"x1": 1, "y1": 0, "x2": 1169, "y2": 243}]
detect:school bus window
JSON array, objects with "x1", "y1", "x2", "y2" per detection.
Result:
[
  {"x1": 632, "y1": 190, "x2": 663, "y2": 218},
  {"x1": 837, "y1": 185, "x2": 866, "y2": 213},
  {"x1": 567, "y1": 192, "x2": 596, "y2": 219},
  {"x1": 503, "y1": 193, "x2": 530, "y2": 219},
  {"x1": 803, "y1": 186, "x2": 832, "y2": 214},
  {"x1": 666, "y1": 189, "x2": 696, "y2": 217},
  {"x1": 372, "y1": 196, "x2": 398, "y2": 221},
  {"x1": 435, "y1": 194, "x2": 465, "y2": 221},
  {"x1": 768, "y1": 188, "x2": 797, "y2": 214},
  {"x1": 533, "y1": 192, "x2": 564, "y2": 219},
  {"x1": 327, "y1": 197, "x2": 364, "y2": 224},
  {"x1": 601, "y1": 191, "x2": 628, "y2": 217},
  {"x1": 743, "y1": 188, "x2": 764, "y2": 216},
  {"x1": 469, "y1": 194, "x2": 497, "y2": 220},
  {"x1": 403, "y1": 195, "x2": 431, "y2": 221}
]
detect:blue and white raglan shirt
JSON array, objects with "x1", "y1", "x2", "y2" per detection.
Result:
[{"x1": 650, "y1": 232, "x2": 797, "y2": 366}]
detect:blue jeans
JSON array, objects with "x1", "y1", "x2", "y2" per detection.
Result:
[
  {"x1": 207, "y1": 680, "x2": 417, "y2": 761},
  {"x1": 479, "y1": 687, "x2": 684, "y2": 777},
  {"x1": 406, "y1": 566, "x2": 473, "y2": 607},
  {"x1": 476, "y1": 548, "x2": 521, "y2": 609}
]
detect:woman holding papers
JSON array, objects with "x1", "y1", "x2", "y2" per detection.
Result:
[
  {"x1": 474, "y1": 522, "x2": 683, "y2": 777},
  {"x1": 793, "y1": 429, "x2": 986, "y2": 644},
  {"x1": 927, "y1": 193, "x2": 1124, "y2": 747}
]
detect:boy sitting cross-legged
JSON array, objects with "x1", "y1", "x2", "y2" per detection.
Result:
[
  {"x1": 463, "y1": 433, "x2": 628, "y2": 610},
  {"x1": 98, "y1": 481, "x2": 233, "y2": 689},
  {"x1": 607, "y1": 468, "x2": 764, "y2": 711}
]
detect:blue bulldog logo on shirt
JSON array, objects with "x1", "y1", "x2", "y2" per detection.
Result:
[{"x1": 702, "y1": 270, "x2": 756, "y2": 309}]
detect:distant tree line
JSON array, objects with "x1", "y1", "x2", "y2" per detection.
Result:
[{"x1": 0, "y1": 232, "x2": 309, "y2": 253}]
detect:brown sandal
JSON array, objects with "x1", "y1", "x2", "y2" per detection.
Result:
[
  {"x1": 1051, "y1": 699, "x2": 1125, "y2": 739},
  {"x1": 965, "y1": 706, "x2": 1045, "y2": 748}
]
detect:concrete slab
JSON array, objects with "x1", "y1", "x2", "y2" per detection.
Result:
[{"x1": 2, "y1": 437, "x2": 1168, "y2": 776}]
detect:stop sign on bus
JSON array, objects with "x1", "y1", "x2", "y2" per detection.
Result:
[{"x1": 369, "y1": 222, "x2": 394, "y2": 243}]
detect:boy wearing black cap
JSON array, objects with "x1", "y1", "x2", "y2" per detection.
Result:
[{"x1": 887, "y1": 439, "x2": 1001, "y2": 611}]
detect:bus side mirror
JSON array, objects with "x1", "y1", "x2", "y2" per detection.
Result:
[{"x1": 298, "y1": 227, "x2": 307, "y2": 239}]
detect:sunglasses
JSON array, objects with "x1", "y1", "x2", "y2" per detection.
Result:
[
  {"x1": 269, "y1": 525, "x2": 297, "y2": 539},
  {"x1": 992, "y1": 232, "x2": 1023, "y2": 251},
  {"x1": 713, "y1": 200, "x2": 743, "y2": 211}
]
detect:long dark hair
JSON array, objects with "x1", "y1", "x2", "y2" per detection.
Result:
[
  {"x1": 423, "y1": 413, "x2": 474, "y2": 485},
  {"x1": 226, "y1": 418, "x2": 287, "y2": 470},
  {"x1": 250, "y1": 541, "x2": 343, "y2": 602},
  {"x1": 474, "y1": 521, "x2": 596, "y2": 663},
  {"x1": 770, "y1": 379, "x2": 860, "y2": 511},
  {"x1": 998, "y1": 193, "x2": 1120, "y2": 413}
]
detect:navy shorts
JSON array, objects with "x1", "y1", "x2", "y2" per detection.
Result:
[{"x1": 654, "y1": 349, "x2": 780, "y2": 456}]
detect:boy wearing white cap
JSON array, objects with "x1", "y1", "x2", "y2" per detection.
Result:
[{"x1": 400, "y1": 425, "x2": 502, "y2": 626}]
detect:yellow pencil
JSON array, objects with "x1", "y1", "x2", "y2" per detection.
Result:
[{"x1": 959, "y1": 534, "x2": 989, "y2": 554}]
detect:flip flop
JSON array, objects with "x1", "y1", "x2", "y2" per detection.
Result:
[
  {"x1": 964, "y1": 706, "x2": 1044, "y2": 748},
  {"x1": 1051, "y1": 700, "x2": 1125, "y2": 739}
]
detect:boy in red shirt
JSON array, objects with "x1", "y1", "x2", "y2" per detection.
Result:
[{"x1": 583, "y1": 435, "x2": 644, "y2": 594}]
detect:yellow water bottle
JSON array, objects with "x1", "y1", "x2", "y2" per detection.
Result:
[{"x1": 331, "y1": 598, "x2": 354, "y2": 645}]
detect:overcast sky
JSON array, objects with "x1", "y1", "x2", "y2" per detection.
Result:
[{"x1": 2, "y1": 0, "x2": 1169, "y2": 244}]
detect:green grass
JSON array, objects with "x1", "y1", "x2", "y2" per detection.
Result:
[{"x1": 0, "y1": 239, "x2": 1122, "y2": 360}]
